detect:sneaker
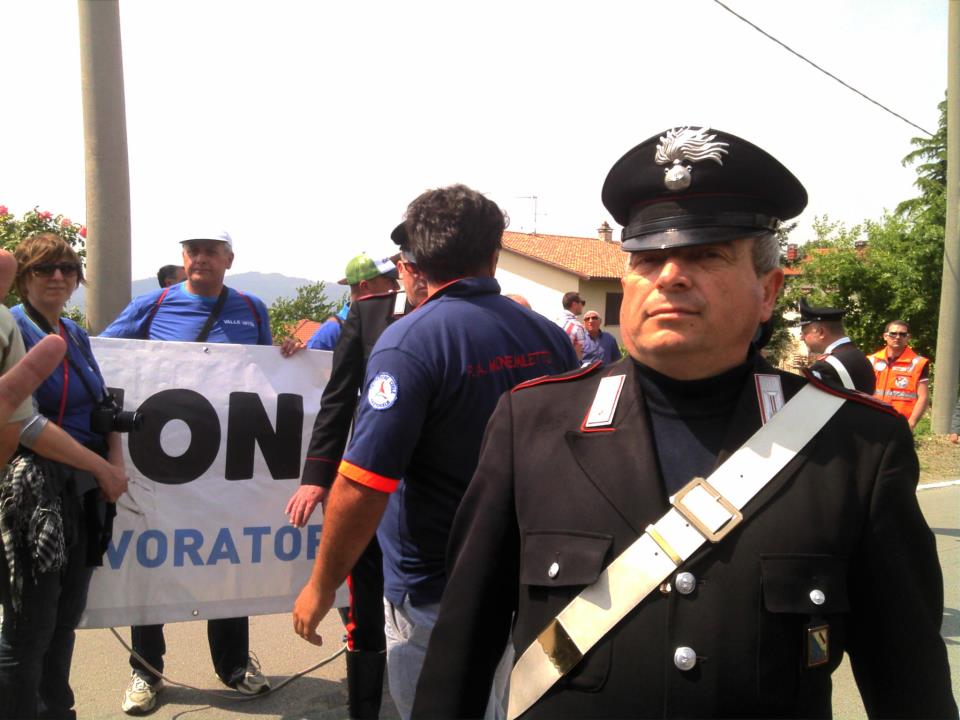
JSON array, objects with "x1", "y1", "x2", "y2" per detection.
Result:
[
  {"x1": 228, "y1": 654, "x2": 271, "y2": 696},
  {"x1": 121, "y1": 671, "x2": 161, "y2": 715}
]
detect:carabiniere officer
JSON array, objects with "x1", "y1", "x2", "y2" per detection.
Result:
[{"x1": 412, "y1": 127, "x2": 957, "y2": 719}]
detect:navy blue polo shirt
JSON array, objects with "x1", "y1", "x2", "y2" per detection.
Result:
[{"x1": 340, "y1": 276, "x2": 577, "y2": 605}]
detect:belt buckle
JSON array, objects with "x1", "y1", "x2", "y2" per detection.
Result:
[{"x1": 672, "y1": 477, "x2": 743, "y2": 543}]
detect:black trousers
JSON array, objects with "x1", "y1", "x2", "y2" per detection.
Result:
[
  {"x1": 129, "y1": 617, "x2": 249, "y2": 685},
  {"x1": 338, "y1": 536, "x2": 386, "y2": 652},
  {"x1": 0, "y1": 497, "x2": 92, "y2": 720}
]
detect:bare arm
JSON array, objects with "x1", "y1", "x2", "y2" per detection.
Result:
[
  {"x1": 292, "y1": 473, "x2": 389, "y2": 645},
  {"x1": 908, "y1": 381, "x2": 929, "y2": 430},
  {"x1": 28, "y1": 422, "x2": 128, "y2": 502}
]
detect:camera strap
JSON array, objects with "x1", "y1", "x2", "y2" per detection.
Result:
[
  {"x1": 22, "y1": 300, "x2": 106, "y2": 408},
  {"x1": 194, "y1": 287, "x2": 230, "y2": 342}
]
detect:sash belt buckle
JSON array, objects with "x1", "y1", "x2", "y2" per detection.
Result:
[{"x1": 672, "y1": 477, "x2": 743, "y2": 543}]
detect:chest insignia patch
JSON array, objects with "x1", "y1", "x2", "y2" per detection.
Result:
[
  {"x1": 367, "y1": 372, "x2": 399, "y2": 410},
  {"x1": 754, "y1": 374, "x2": 785, "y2": 425},
  {"x1": 894, "y1": 375, "x2": 909, "y2": 388},
  {"x1": 584, "y1": 374, "x2": 626, "y2": 428},
  {"x1": 874, "y1": 360, "x2": 887, "y2": 371}
]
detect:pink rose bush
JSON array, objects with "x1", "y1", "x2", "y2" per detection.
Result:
[{"x1": 0, "y1": 205, "x2": 87, "y2": 256}]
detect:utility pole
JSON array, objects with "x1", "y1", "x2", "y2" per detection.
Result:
[
  {"x1": 932, "y1": 0, "x2": 959, "y2": 434},
  {"x1": 78, "y1": 0, "x2": 131, "y2": 334}
]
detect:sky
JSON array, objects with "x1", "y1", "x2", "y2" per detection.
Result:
[{"x1": 1, "y1": 0, "x2": 948, "y2": 283}]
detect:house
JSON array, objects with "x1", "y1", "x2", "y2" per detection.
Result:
[
  {"x1": 289, "y1": 318, "x2": 322, "y2": 345},
  {"x1": 496, "y1": 223, "x2": 626, "y2": 343}
]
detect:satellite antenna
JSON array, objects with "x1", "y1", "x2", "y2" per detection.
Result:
[{"x1": 517, "y1": 195, "x2": 547, "y2": 234}]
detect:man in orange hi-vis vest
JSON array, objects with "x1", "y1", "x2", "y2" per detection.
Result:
[{"x1": 868, "y1": 319, "x2": 930, "y2": 430}]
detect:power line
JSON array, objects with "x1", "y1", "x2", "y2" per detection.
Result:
[{"x1": 712, "y1": 0, "x2": 934, "y2": 137}]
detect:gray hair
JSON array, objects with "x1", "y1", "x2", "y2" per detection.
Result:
[{"x1": 750, "y1": 232, "x2": 781, "y2": 275}]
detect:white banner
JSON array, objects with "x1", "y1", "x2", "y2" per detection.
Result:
[{"x1": 80, "y1": 338, "x2": 347, "y2": 629}]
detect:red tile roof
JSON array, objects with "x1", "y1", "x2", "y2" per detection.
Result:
[
  {"x1": 501, "y1": 231, "x2": 626, "y2": 280},
  {"x1": 291, "y1": 319, "x2": 322, "y2": 344}
]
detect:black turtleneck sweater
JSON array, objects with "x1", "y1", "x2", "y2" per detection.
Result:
[{"x1": 635, "y1": 358, "x2": 752, "y2": 495}]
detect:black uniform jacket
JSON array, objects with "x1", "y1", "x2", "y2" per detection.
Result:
[
  {"x1": 413, "y1": 356, "x2": 956, "y2": 719},
  {"x1": 808, "y1": 340, "x2": 876, "y2": 395},
  {"x1": 301, "y1": 291, "x2": 404, "y2": 487}
]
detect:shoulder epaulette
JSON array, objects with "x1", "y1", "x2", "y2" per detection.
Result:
[
  {"x1": 803, "y1": 369, "x2": 901, "y2": 419},
  {"x1": 512, "y1": 361, "x2": 603, "y2": 394}
]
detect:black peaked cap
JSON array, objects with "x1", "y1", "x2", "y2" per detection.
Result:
[
  {"x1": 798, "y1": 297, "x2": 846, "y2": 324},
  {"x1": 602, "y1": 126, "x2": 808, "y2": 252}
]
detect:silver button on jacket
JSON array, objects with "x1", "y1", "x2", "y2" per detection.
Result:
[
  {"x1": 674, "y1": 646, "x2": 697, "y2": 671},
  {"x1": 675, "y1": 572, "x2": 696, "y2": 595}
]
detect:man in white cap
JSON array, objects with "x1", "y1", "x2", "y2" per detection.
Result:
[{"x1": 102, "y1": 229, "x2": 272, "y2": 714}]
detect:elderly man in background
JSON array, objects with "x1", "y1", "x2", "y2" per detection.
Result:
[{"x1": 582, "y1": 310, "x2": 621, "y2": 364}]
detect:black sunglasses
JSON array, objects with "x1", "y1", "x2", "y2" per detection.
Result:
[{"x1": 30, "y1": 262, "x2": 80, "y2": 277}]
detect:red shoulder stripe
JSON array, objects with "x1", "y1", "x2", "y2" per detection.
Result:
[
  {"x1": 802, "y1": 370, "x2": 902, "y2": 419},
  {"x1": 511, "y1": 361, "x2": 602, "y2": 393},
  {"x1": 356, "y1": 290, "x2": 399, "y2": 302},
  {"x1": 236, "y1": 291, "x2": 261, "y2": 326}
]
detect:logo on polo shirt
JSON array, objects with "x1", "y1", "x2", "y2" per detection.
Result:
[{"x1": 367, "y1": 372, "x2": 398, "y2": 410}]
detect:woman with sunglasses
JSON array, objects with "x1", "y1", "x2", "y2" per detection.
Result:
[{"x1": 0, "y1": 232, "x2": 128, "y2": 719}]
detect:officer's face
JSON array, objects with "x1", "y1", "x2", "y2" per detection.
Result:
[
  {"x1": 800, "y1": 323, "x2": 826, "y2": 354},
  {"x1": 182, "y1": 241, "x2": 233, "y2": 290},
  {"x1": 620, "y1": 238, "x2": 783, "y2": 380}
]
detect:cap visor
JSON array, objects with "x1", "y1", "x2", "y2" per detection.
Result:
[{"x1": 621, "y1": 227, "x2": 767, "y2": 252}]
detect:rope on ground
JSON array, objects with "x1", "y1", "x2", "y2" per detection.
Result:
[{"x1": 108, "y1": 626, "x2": 347, "y2": 702}]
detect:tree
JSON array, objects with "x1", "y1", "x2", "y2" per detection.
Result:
[
  {"x1": 898, "y1": 96, "x2": 947, "y2": 228},
  {"x1": 780, "y1": 97, "x2": 947, "y2": 360},
  {"x1": 267, "y1": 281, "x2": 338, "y2": 341},
  {"x1": 0, "y1": 205, "x2": 88, "y2": 326}
]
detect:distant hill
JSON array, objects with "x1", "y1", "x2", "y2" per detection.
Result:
[{"x1": 69, "y1": 271, "x2": 348, "y2": 309}]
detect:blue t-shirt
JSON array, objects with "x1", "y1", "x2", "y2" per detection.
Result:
[
  {"x1": 581, "y1": 332, "x2": 603, "y2": 364},
  {"x1": 13, "y1": 305, "x2": 109, "y2": 446},
  {"x1": 306, "y1": 318, "x2": 342, "y2": 350},
  {"x1": 597, "y1": 331, "x2": 621, "y2": 364},
  {"x1": 100, "y1": 282, "x2": 272, "y2": 345},
  {"x1": 339, "y1": 277, "x2": 578, "y2": 605}
]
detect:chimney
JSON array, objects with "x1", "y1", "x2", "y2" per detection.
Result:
[
  {"x1": 598, "y1": 221, "x2": 613, "y2": 243},
  {"x1": 786, "y1": 244, "x2": 798, "y2": 262}
]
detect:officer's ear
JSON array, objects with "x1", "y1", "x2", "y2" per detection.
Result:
[{"x1": 757, "y1": 267, "x2": 784, "y2": 322}]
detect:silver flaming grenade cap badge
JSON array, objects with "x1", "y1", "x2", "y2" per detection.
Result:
[{"x1": 655, "y1": 127, "x2": 729, "y2": 191}]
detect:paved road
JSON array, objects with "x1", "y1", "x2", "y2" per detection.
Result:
[{"x1": 71, "y1": 484, "x2": 959, "y2": 719}]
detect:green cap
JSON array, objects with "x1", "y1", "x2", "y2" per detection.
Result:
[{"x1": 338, "y1": 254, "x2": 398, "y2": 285}]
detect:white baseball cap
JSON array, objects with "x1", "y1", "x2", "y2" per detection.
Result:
[{"x1": 180, "y1": 229, "x2": 234, "y2": 250}]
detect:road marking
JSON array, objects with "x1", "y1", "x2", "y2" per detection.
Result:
[{"x1": 917, "y1": 479, "x2": 960, "y2": 491}]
